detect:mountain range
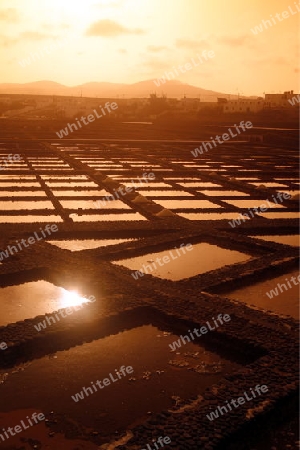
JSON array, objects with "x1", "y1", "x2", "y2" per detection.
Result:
[{"x1": 0, "y1": 79, "x2": 240, "y2": 101}]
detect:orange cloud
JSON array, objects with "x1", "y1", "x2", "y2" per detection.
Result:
[
  {"x1": 20, "y1": 31, "x2": 55, "y2": 40},
  {"x1": 147, "y1": 45, "x2": 168, "y2": 53},
  {"x1": 86, "y1": 19, "x2": 144, "y2": 37},
  {"x1": 217, "y1": 34, "x2": 253, "y2": 47},
  {"x1": 0, "y1": 34, "x2": 18, "y2": 47},
  {"x1": 0, "y1": 30, "x2": 60, "y2": 47},
  {"x1": 0, "y1": 8, "x2": 19, "y2": 22},
  {"x1": 176, "y1": 38, "x2": 210, "y2": 49}
]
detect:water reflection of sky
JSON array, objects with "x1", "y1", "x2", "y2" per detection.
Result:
[
  {"x1": 114, "y1": 242, "x2": 251, "y2": 281},
  {"x1": 59, "y1": 289, "x2": 91, "y2": 309},
  {"x1": 0, "y1": 281, "x2": 92, "y2": 326},
  {"x1": 48, "y1": 238, "x2": 137, "y2": 252}
]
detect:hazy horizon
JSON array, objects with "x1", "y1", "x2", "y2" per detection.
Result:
[{"x1": 0, "y1": 0, "x2": 299, "y2": 96}]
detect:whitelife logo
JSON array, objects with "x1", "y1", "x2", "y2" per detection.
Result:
[
  {"x1": 34, "y1": 295, "x2": 96, "y2": 332},
  {"x1": 55, "y1": 102, "x2": 118, "y2": 138},
  {"x1": 141, "y1": 436, "x2": 172, "y2": 450},
  {"x1": 191, "y1": 121, "x2": 253, "y2": 157},
  {"x1": 169, "y1": 314, "x2": 231, "y2": 352},
  {"x1": 94, "y1": 173, "x2": 155, "y2": 208},
  {"x1": 228, "y1": 191, "x2": 291, "y2": 228},
  {"x1": 288, "y1": 94, "x2": 300, "y2": 106},
  {"x1": 71, "y1": 365, "x2": 133, "y2": 402},
  {"x1": 0, "y1": 224, "x2": 58, "y2": 261},
  {"x1": 0, "y1": 412, "x2": 45, "y2": 444},
  {"x1": 266, "y1": 273, "x2": 300, "y2": 299},
  {"x1": 0, "y1": 341, "x2": 7, "y2": 352},
  {"x1": 250, "y1": 2, "x2": 300, "y2": 35},
  {"x1": 0, "y1": 154, "x2": 22, "y2": 170},
  {"x1": 153, "y1": 50, "x2": 215, "y2": 87},
  {"x1": 206, "y1": 384, "x2": 269, "y2": 421}
]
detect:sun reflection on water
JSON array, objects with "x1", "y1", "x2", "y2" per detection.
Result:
[{"x1": 59, "y1": 289, "x2": 91, "y2": 309}]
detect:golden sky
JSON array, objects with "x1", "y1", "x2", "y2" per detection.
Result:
[{"x1": 0, "y1": 0, "x2": 299, "y2": 95}]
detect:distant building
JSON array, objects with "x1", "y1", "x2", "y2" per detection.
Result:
[
  {"x1": 265, "y1": 91, "x2": 297, "y2": 108},
  {"x1": 198, "y1": 102, "x2": 222, "y2": 112},
  {"x1": 223, "y1": 98, "x2": 264, "y2": 113},
  {"x1": 180, "y1": 97, "x2": 200, "y2": 111},
  {"x1": 217, "y1": 98, "x2": 228, "y2": 104}
]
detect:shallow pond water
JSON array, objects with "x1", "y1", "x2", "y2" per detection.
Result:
[
  {"x1": 198, "y1": 190, "x2": 249, "y2": 197},
  {"x1": 0, "y1": 281, "x2": 92, "y2": 326},
  {"x1": 220, "y1": 269, "x2": 299, "y2": 319},
  {"x1": 48, "y1": 239, "x2": 138, "y2": 251},
  {"x1": 153, "y1": 200, "x2": 222, "y2": 209},
  {"x1": 70, "y1": 213, "x2": 147, "y2": 222},
  {"x1": 0, "y1": 322, "x2": 244, "y2": 442},
  {"x1": 113, "y1": 242, "x2": 251, "y2": 280}
]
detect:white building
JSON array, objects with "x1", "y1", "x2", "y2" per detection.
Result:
[
  {"x1": 265, "y1": 91, "x2": 297, "y2": 108},
  {"x1": 223, "y1": 98, "x2": 264, "y2": 113}
]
